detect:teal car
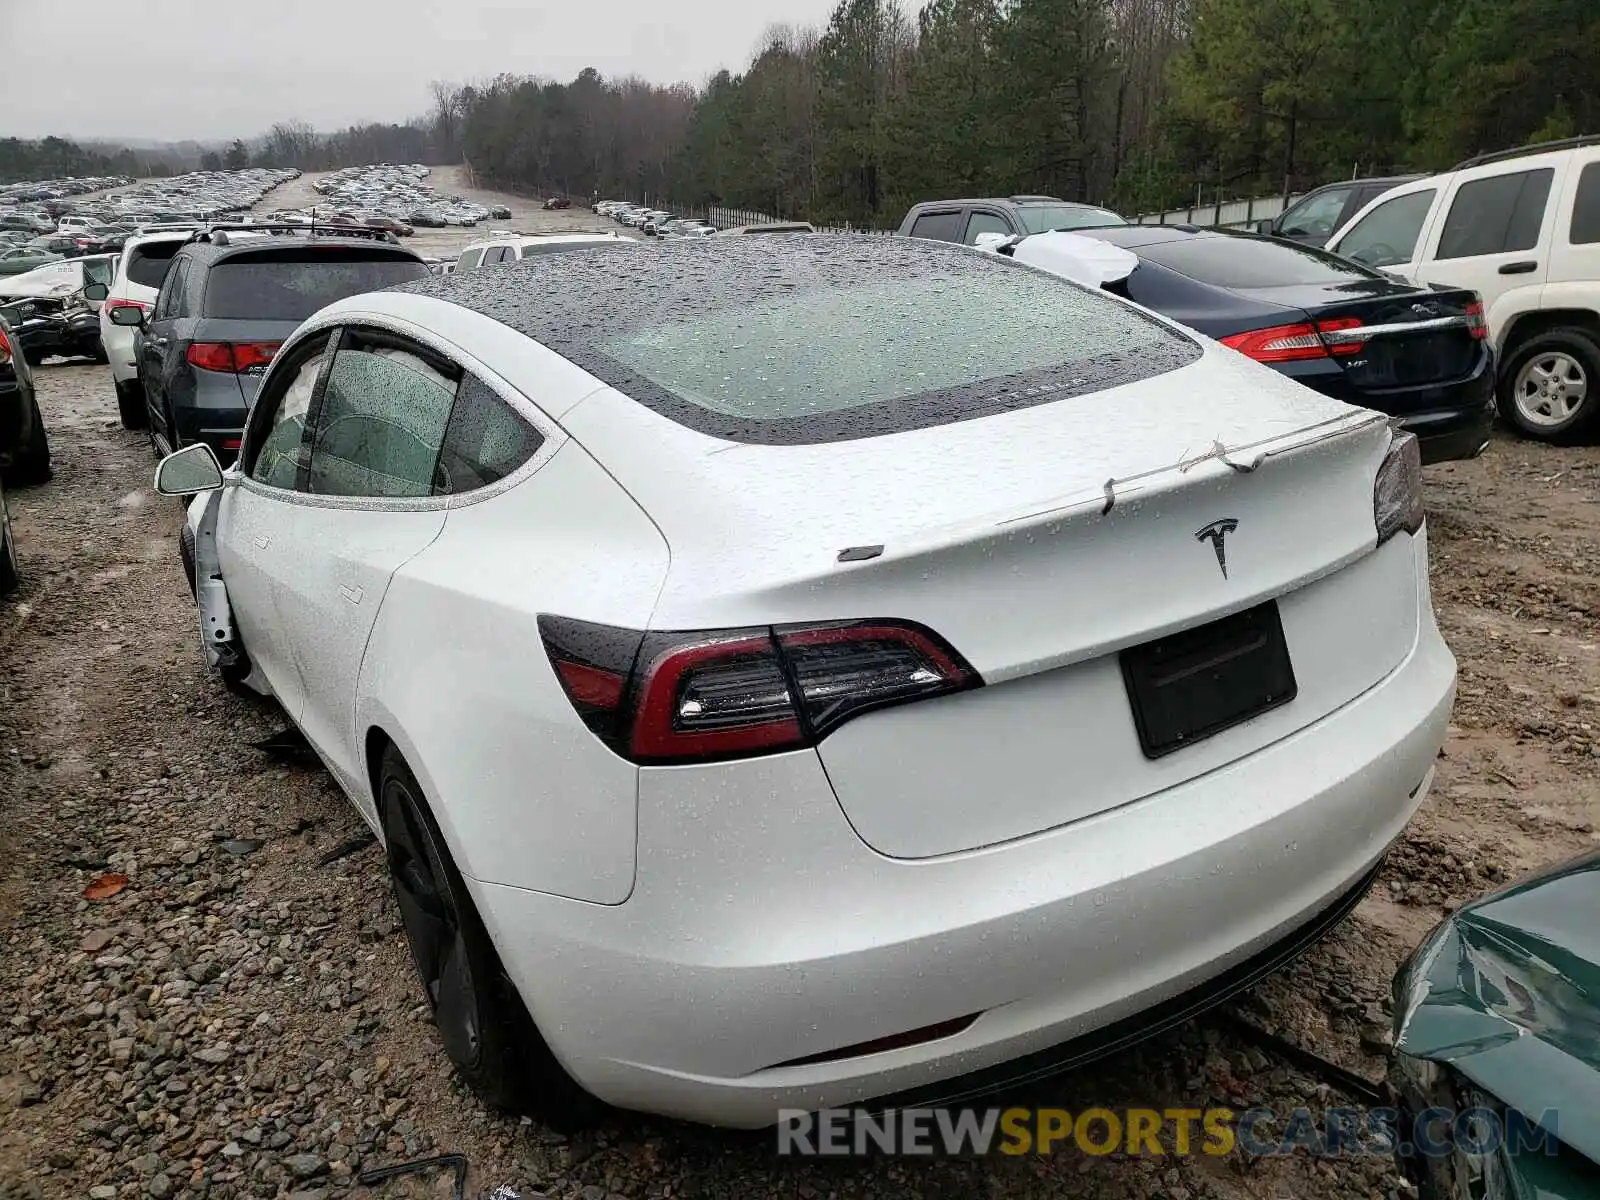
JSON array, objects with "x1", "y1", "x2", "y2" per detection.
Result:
[
  {"x1": 0, "y1": 246, "x2": 63, "y2": 276},
  {"x1": 1390, "y1": 851, "x2": 1600, "y2": 1198}
]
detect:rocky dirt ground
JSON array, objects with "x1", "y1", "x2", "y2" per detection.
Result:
[{"x1": 1, "y1": 193, "x2": 1596, "y2": 1198}]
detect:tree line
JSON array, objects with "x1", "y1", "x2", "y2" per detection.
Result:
[
  {"x1": 435, "y1": 0, "x2": 1600, "y2": 226},
  {"x1": 0, "y1": 137, "x2": 181, "y2": 184},
  {"x1": 7, "y1": 0, "x2": 1595, "y2": 225}
]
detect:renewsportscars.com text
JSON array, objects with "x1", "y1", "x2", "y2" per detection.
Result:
[{"x1": 776, "y1": 1106, "x2": 1559, "y2": 1159}]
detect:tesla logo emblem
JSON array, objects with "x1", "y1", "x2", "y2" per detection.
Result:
[{"x1": 1195, "y1": 519, "x2": 1240, "y2": 579}]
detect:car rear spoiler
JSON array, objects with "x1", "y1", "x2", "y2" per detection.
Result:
[{"x1": 188, "y1": 222, "x2": 401, "y2": 247}]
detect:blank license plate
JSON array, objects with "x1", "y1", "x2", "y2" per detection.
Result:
[{"x1": 1120, "y1": 602, "x2": 1296, "y2": 759}]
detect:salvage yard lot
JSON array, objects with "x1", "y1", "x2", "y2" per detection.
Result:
[{"x1": 1, "y1": 204, "x2": 1598, "y2": 1198}]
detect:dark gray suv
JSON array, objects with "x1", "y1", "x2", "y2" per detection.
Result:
[
  {"x1": 897, "y1": 195, "x2": 1127, "y2": 245},
  {"x1": 111, "y1": 226, "x2": 430, "y2": 463}
]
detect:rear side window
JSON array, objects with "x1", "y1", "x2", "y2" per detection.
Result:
[
  {"x1": 1571, "y1": 163, "x2": 1600, "y2": 244},
  {"x1": 455, "y1": 248, "x2": 485, "y2": 272},
  {"x1": 202, "y1": 252, "x2": 430, "y2": 320},
  {"x1": 1138, "y1": 235, "x2": 1381, "y2": 288},
  {"x1": 308, "y1": 331, "x2": 459, "y2": 498},
  {"x1": 909, "y1": 211, "x2": 963, "y2": 242},
  {"x1": 125, "y1": 242, "x2": 180, "y2": 288},
  {"x1": 153, "y1": 260, "x2": 189, "y2": 320},
  {"x1": 1336, "y1": 190, "x2": 1436, "y2": 268},
  {"x1": 248, "y1": 335, "x2": 331, "y2": 489},
  {"x1": 1436, "y1": 168, "x2": 1554, "y2": 260},
  {"x1": 437, "y1": 376, "x2": 546, "y2": 494}
]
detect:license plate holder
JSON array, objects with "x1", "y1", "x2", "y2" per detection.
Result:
[{"x1": 1120, "y1": 601, "x2": 1297, "y2": 759}]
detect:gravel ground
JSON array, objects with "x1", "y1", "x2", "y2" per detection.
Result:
[{"x1": 1, "y1": 192, "x2": 1596, "y2": 1198}]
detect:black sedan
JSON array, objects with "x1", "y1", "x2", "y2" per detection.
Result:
[
  {"x1": 0, "y1": 306, "x2": 50, "y2": 488},
  {"x1": 1024, "y1": 227, "x2": 1495, "y2": 464}
]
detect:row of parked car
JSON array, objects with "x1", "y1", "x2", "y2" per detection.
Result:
[
  {"x1": 594, "y1": 200, "x2": 717, "y2": 238},
  {"x1": 0, "y1": 174, "x2": 134, "y2": 207},
  {"x1": 893, "y1": 136, "x2": 1600, "y2": 449},
  {"x1": 0, "y1": 168, "x2": 302, "y2": 275},
  {"x1": 311, "y1": 163, "x2": 498, "y2": 228}
]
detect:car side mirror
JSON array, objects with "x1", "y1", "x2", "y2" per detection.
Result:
[
  {"x1": 1255, "y1": 218, "x2": 1276, "y2": 236},
  {"x1": 83, "y1": 282, "x2": 108, "y2": 301},
  {"x1": 108, "y1": 304, "x2": 145, "y2": 327},
  {"x1": 154, "y1": 444, "x2": 225, "y2": 496}
]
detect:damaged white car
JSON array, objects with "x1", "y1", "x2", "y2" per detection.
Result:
[{"x1": 154, "y1": 234, "x2": 1454, "y2": 1128}]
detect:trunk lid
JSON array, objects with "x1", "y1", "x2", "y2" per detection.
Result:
[
  {"x1": 564, "y1": 347, "x2": 1415, "y2": 857},
  {"x1": 1238, "y1": 280, "x2": 1484, "y2": 394}
]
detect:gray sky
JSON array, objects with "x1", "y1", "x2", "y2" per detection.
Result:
[{"x1": 3, "y1": 0, "x2": 837, "y2": 142}]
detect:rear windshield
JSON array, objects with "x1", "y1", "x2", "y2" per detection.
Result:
[
  {"x1": 1017, "y1": 205, "x2": 1127, "y2": 234},
  {"x1": 596, "y1": 265, "x2": 1195, "y2": 442},
  {"x1": 202, "y1": 252, "x2": 429, "y2": 320},
  {"x1": 1138, "y1": 235, "x2": 1382, "y2": 289},
  {"x1": 125, "y1": 242, "x2": 180, "y2": 288}
]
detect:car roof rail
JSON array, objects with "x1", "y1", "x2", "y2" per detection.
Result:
[
  {"x1": 188, "y1": 221, "x2": 399, "y2": 247},
  {"x1": 1451, "y1": 134, "x2": 1600, "y2": 171}
]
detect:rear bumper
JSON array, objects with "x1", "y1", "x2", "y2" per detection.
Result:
[
  {"x1": 101, "y1": 319, "x2": 137, "y2": 383},
  {"x1": 172, "y1": 371, "x2": 251, "y2": 465},
  {"x1": 470, "y1": 534, "x2": 1456, "y2": 1127},
  {"x1": 1293, "y1": 349, "x2": 1495, "y2": 465},
  {"x1": 1400, "y1": 396, "x2": 1495, "y2": 465}
]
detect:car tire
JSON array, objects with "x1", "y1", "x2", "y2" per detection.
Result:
[
  {"x1": 1498, "y1": 327, "x2": 1600, "y2": 444},
  {"x1": 115, "y1": 379, "x2": 148, "y2": 430},
  {"x1": 0, "y1": 485, "x2": 18, "y2": 597},
  {"x1": 91, "y1": 341, "x2": 109, "y2": 365},
  {"x1": 23, "y1": 348, "x2": 44, "y2": 368},
  {"x1": 4, "y1": 395, "x2": 51, "y2": 487},
  {"x1": 179, "y1": 524, "x2": 197, "y2": 600},
  {"x1": 377, "y1": 744, "x2": 606, "y2": 1129}
]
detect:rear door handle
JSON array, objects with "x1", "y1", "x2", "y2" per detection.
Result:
[{"x1": 1498, "y1": 260, "x2": 1538, "y2": 275}]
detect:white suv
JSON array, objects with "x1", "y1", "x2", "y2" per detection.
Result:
[
  {"x1": 452, "y1": 231, "x2": 633, "y2": 272},
  {"x1": 98, "y1": 231, "x2": 192, "y2": 429},
  {"x1": 1327, "y1": 135, "x2": 1600, "y2": 442}
]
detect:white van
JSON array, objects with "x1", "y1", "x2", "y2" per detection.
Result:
[{"x1": 1327, "y1": 135, "x2": 1600, "y2": 442}]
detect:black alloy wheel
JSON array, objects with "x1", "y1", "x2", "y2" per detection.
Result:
[
  {"x1": 375, "y1": 745, "x2": 606, "y2": 1127},
  {"x1": 381, "y1": 768, "x2": 486, "y2": 1072}
]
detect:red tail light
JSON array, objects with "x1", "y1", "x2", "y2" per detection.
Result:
[
  {"x1": 0, "y1": 327, "x2": 10, "y2": 364},
  {"x1": 1464, "y1": 301, "x2": 1488, "y2": 340},
  {"x1": 538, "y1": 616, "x2": 981, "y2": 765},
  {"x1": 186, "y1": 341, "x2": 282, "y2": 373},
  {"x1": 232, "y1": 341, "x2": 282, "y2": 371},
  {"x1": 107, "y1": 297, "x2": 149, "y2": 312},
  {"x1": 186, "y1": 342, "x2": 236, "y2": 372},
  {"x1": 1221, "y1": 317, "x2": 1364, "y2": 363}
]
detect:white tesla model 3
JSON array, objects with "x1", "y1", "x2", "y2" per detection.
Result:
[{"x1": 155, "y1": 235, "x2": 1455, "y2": 1129}]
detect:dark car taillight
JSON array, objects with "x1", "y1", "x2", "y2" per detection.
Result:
[
  {"x1": 537, "y1": 615, "x2": 981, "y2": 765},
  {"x1": 186, "y1": 341, "x2": 282, "y2": 373},
  {"x1": 1220, "y1": 317, "x2": 1364, "y2": 363},
  {"x1": 1464, "y1": 301, "x2": 1488, "y2": 340}
]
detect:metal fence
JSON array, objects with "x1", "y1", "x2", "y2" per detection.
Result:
[
  {"x1": 692, "y1": 204, "x2": 892, "y2": 234},
  {"x1": 1134, "y1": 192, "x2": 1304, "y2": 231}
]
